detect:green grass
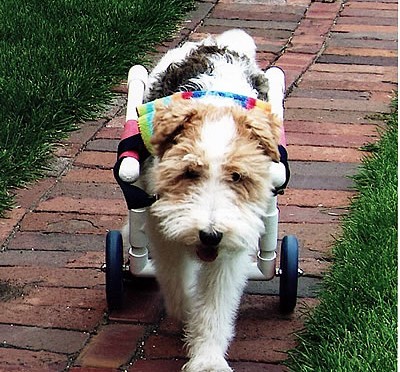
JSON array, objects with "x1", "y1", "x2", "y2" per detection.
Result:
[
  {"x1": 286, "y1": 96, "x2": 398, "y2": 371},
  {"x1": 0, "y1": 0, "x2": 194, "y2": 216}
]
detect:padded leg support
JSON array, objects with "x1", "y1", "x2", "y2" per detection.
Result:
[{"x1": 257, "y1": 198, "x2": 279, "y2": 280}]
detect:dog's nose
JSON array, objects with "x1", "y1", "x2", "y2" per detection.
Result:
[{"x1": 199, "y1": 230, "x2": 223, "y2": 246}]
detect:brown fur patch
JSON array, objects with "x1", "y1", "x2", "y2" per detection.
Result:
[
  {"x1": 151, "y1": 100, "x2": 281, "y2": 203},
  {"x1": 233, "y1": 106, "x2": 282, "y2": 162}
]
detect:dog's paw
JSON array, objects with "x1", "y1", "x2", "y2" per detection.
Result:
[{"x1": 182, "y1": 356, "x2": 233, "y2": 372}]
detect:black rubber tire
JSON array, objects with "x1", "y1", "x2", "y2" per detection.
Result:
[
  {"x1": 279, "y1": 235, "x2": 299, "y2": 313},
  {"x1": 105, "y1": 230, "x2": 124, "y2": 311}
]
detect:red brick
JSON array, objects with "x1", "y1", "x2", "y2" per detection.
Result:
[
  {"x1": 86, "y1": 138, "x2": 119, "y2": 152},
  {"x1": 228, "y1": 338, "x2": 296, "y2": 363},
  {"x1": 289, "y1": 161, "x2": 358, "y2": 191},
  {"x1": 288, "y1": 41, "x2": 323, "y2": 54},
  {"x1": 235, "y1": 312, "x2": 304, "y2": 339},
  {"x1": 63, "y1": 167, "x2": 116, "y2": 183},
  {"x1": 324, "y1": 46, "x2": 397, "y2": 58},
  {"x1": 266, "y1": 231, "x2": 331, "y2": 277},
  {"x1": 74, "y1": 151, "x2": 115, "y2": 169},
  {"x1": 227, "y1": 296, "x2": 318, "y2": 362},
  {"x1": 285, "y1": 108, "x2": 382, "y2": 125},
  {"x1": 285, "y1": 96, "x2": 391, "y2": 113},
  {"x1": 76, "y1": 324, "x2": 145, "y2": 368},
  {"x1": 341, "y1": 7, "x2": 397, "y2": 18},
  {"x1": 145, "y1": 334, "x2": 185, "y2": 359},
  {"x1": 329, "y1": 36, "x2": 398, "y2": 52},
  {"x1": 322, "y1": 53, "x2": 398, "y2": 67},
  {"x1": 332, "y1": 23, "x2": 397, "y2": 34},
  {"x1": 49, "y1": 181, "x2": 123, "y2": 202},
  {"x1": 290, "y1": 34, "x2": 326, "y2": 46},
  {"x1": 8, "y1": 231, "x2": 105, "y2": 252},
  {"x1": 256, "y1": 52, "x2": 278, "y2": 68},
  {"x1": 285, "y1": 120, "x2": 378, "y2": 137},
  {"x1": 294, "y1": 18, "x2": 333, "y2": 38},
  {"x1": 158, "y1": 316, "x2": 182, "y2": 334},
  {"x1": 290, "y1": 87, "x2": 371, "y2": 100},
  {"x1": 70, "y1": 368, "x2": 117, "y2": 372},
  {"x1": 370, "y1": 90, "x2": 398, "y2": 103},
  {"x1": 213, "y1": 3, "x2": 305, "y2": 20},
  {"x1": 183, "y1": 1, "x2": 216, "y2": 32},
  {"x1": 103, "y1": 96, "x2": 126, "y2": 119},
  {"x1": 36, "y1": 196, "x2": 125, "y2": 215},
  {"x1": 0, "y1": 208, "x2": 26, "y2": 246},
  {"x1": 337, "y1": 16, "x2": 397, "y2": 26},
  {"x1": 309, "y1": 63, "x2": 397, "y2": 76},
  {"x1": 66, "y1": 251, "x2": 105, "y2": 269},
  {"x1": 277, "y1": 52, "x2": 315, "y2": 69},
  {"x1": 0, "y1": 249, "x2": 77, "y2": 268},
  {"x1": 239, "y1": 295, "x2": 318, "y2": 319},
  {"x1": 0, "y1": 324, "x2": 89, "y2": 354},
  {"x1": 286, "y1": 0, "x2": 310, "y2": 5},
  {"x1": 288, "y1": 145, "x2": 364, "y2": 162},
  {"x1": 287, "y1": 132, "x2": 372, "y2": 148},
  {"x1": 280, "y1": 189, "x2": 355, "y2": 208},
  {"x1": 281, "y1": 69, "x2": 302, "y2": 89},
  {"x1": 301, "y1": 69, "x2": 391, "y2": 83},
  {"x1": 14, "y1": 178, "x2": 57, "y2": 210},
  {"x1": 66, "y1": 120, "x2": 107, "y2": 145},
  {"x1": 0, "y1": 348, "x2": 68, "y2": 371},
  {"x1": 299, "y1": 257, "x2": 330, "y2": 277},
  {"x1": 21, "y1": 287, "x2": 105, "y2": 309},
  {"x1": 216, "y1": 2, "x2": 305, "y2": 15},
  {"x1": 0, "y1": 302, "x2": 103, "y2": 331},
  {"x1": 344, "y1": 2, "x2": 397, "y2": 11},
  {"x1": 109, "y1": 278, "x2": 164, "y2": 323},
  {"x1": 322, "y1": 53, "x2": 398, "y2": 68},
  {"x1": 299, "y1": 77, "x2": 397, "y2": 93},
  {"x1": 280, "y1": 205, "x2": 341, "y2": 224},
  {"x1": 45, "y1": 156, "x2": 73, "y2": 178},
  {"x1": 129, "y1": 359, "x2": 186, "y2": 372},
  {"x1": 306, "y1": 1, "x2": 342, "y2": 18},
  {"x1": 204, "y1": 18, "x2": 298, "y2": 32},
  {"x1": 20, "y1": 212, "x2": 125, "y2": 234},
  {"x1": 278, "y1": 222, "x2": 340, "y2": 254},
  {"x1": 0, "y1": 266, "x2": 104, "y2": 288},
  {"x1": 194, "y1": 24, "x2": 292, "y2": 41},
  {"x1": 111, "y1": 82, "x2": 128, "y2": 94},
  {"x1": 54, "y1": 142, "x2": 83, "y2": 158},
  {"x1": 96, "y1": 126, "x2": 123, "y2": 140},
  {"x1": 105, "y1": 115, "x2": 125, "y2": 129}
]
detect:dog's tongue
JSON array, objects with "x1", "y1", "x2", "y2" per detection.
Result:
[{"x1": 196, "y1": 245, "x2": 218, "y2": 262}]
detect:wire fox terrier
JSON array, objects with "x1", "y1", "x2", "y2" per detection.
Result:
[{"x1": 122, "y1": 29, "x2": 286, "y2": 372}]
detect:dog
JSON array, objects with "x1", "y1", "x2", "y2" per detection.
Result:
[{"x1": 125, "y1": 29, "x2": 285, "y2": 372}]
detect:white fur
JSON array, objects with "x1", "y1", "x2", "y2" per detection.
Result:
[
  {"x1": 215, "y1": 28, "x2": 257, "y2": 60},
  {"x1": 124, "y1": 29, "x2": 285, "y2": 372}
]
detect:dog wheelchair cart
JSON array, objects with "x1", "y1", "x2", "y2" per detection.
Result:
[{"x1": 104, "y1": 65, "x2": 302, "y2": 313}]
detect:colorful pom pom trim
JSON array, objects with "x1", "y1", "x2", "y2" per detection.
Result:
[{"x1": 136, "y1": 91, "x2": 273, "y2": 154}]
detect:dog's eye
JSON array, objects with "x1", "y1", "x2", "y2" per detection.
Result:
[
  {"x1": 183, "y1": 169, "x2": 200, "y2": 180},
  {"x1": 231, "y1": 172, "x2": 242, "y2": 183}
]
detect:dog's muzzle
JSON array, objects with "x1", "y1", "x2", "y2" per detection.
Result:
[{"x1": 196, "y1": 230, "x2": 223, "y2": 262}]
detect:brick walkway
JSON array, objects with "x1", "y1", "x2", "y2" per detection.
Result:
[{"x1": 0, "y1": 0, "x2": 397, "y2": 370}]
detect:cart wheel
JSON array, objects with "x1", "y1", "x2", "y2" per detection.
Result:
[
  {"x1": 105, "y1": 230, "x2": 124, "y2": 311},
  {"x1": 279, "y1": 235, "x2": 299, "y2": 313}
]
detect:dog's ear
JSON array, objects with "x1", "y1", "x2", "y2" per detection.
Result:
[
  {"x1": 151, "y1": 100, "x2": 199, "y2": 157},
  {"x1": 242, "y1": 108, "x2": 282, "y2": 162}
]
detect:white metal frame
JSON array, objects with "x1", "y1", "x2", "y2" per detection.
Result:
[{"x1": 124, "y1": 65, "x2": 284, "y2": 282}]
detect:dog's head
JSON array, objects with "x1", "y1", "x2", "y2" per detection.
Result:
[{"x1": 148, "y1": 98, "x2": 282, "y2": 261}]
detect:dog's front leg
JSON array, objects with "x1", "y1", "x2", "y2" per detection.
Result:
[{"x1": 183, "y1": 251, "x2": 250, "y2": 372}]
